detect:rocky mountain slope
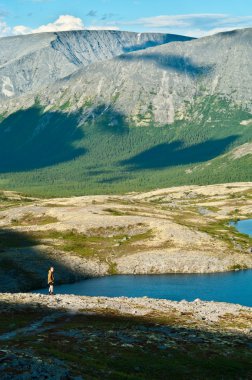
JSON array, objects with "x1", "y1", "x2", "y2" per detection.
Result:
[
  {"x1": 41, "y1": 27, "x2": 252, "y2": 125},
  {"x1": 2, "y1": 28, "x2": 251, "y2": 125},
  {"x1": 0, "y1": 30, "x2": 191, "y2": 101},
  {"x1": 0, "y1": 28, "x2": 251, "y2": 196}
]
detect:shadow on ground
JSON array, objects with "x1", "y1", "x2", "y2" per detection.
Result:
[
  {"x1": 122, "y1": 33, "x2": 193, "y2": 53},
  {"x1": 0, "y1": 106, "x2": 85, "y2": 172},
  {"x1": 117, "y1": 52, "x2": 213, "y2": 77},
  {"x1": 0, "y1": 228, "x2": 93, "y2": 292},
  {"x1": 121, "y1": 135, "x2": 238, "y2": 170},
  {"x1": 0, "y1": 104, "x2": 130, "y2": 173},
  {"x1": 0, "y1": 300, "x2": 251, "y2": 379}
]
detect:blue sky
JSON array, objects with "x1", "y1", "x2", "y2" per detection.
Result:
[{"x1": 0, "y1": 0, "x2": 252, "y2": 37}]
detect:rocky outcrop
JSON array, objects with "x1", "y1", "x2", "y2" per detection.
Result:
[
  {"x1": 115, "y1": 250, "x2": 251, "y2": 274},
  {"x1": 0, "y1": 246, "x2": 108, "y2": 293}
]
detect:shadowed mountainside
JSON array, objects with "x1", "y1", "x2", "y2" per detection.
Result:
[
  {"x1": 121, "y1": 136, "x2": 238, "y2": 170},
  {"x1": 0, "y1": 107, "x2": 85, "y2": 172},
  {"x1": 118, "y1": 53, "x2": 213, "y2": 77},
  {"x1": 0, "y1": 29, "x2": 251, "y2": 195}
]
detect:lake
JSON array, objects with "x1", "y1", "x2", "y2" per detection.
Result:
[
  {"x1": 34, "y1": 270, "x2": 252, "y2": 307},
  {"x1": 34, "y1": 219, "x2": 252, "y2": 306},
  {"x1": 230, "y1": 218, "x2": 252, "y2": 237}
]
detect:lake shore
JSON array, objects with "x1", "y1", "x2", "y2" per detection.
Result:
[
  {"x1": 0, "y1": 293, "x2": 251, "y2": 379},
  {"x1": 1, "y1": 292, "x2": 251, "y2": 324},
  {"x1": 0, "y1": 182, "x2": 252, "y2": 293}
]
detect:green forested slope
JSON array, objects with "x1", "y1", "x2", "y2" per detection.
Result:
[{"x1": 0, "y1": 96, "x2": 251, "y2": 197}]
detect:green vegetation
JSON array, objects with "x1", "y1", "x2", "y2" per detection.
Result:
[
  {"x1": 0, "y1": 227, "x2": 153, "y2": 260},
  {"x1": 170, "y1": 203, "x2": 252, "y2": 253},
  {"x1": 107, "y1": 261, "x2": 118, "y2": 275},
  {"x1": 0, "y1": 311, "x2": 47, "y2": 334},
  {"x1": 38, "y1": 228, "x2": 153, "y2": 259},
  {"x1": 59, "y1": 100, "x2": 71, "y2": 111},
  {"x1": 0, "y1": 96, "x2": 251, "y2": 197},
  {"x1": 2, "y1": 309, "x2": 252, "y2": 379},
  {"x1": 228, "y1": 264, "x2": 248, "y2": 271},
  {"x1": 11, "y1": 212, "x2": 58, "y2": 226},
  {"x1": 0, "y1": 191, "x2": 33, "y2": 210},
  {"x1": 103, "y1": 208, "x2": 125, "y2": 216}
]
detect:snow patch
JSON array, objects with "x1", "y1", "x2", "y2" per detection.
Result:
[
  {"x1": 240, "y1": 119, "x2": 252, "y2": 126},
  {"x1": 1, "y1": 76, "x2": 15, "y2": 97}
]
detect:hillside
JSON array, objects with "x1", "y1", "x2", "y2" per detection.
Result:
[
  {"x1": 0, "y1": 30, "x2": 191, "y2": 100},
  {"x1": 0, "y1": 183, "x2": 251, "y2": 292},
  {"x1": 0, "y1": 28, "x2": 251, "y2": 196},
  {"x1": 37, "y1": 27, "x2": 252, "y2": 125}
]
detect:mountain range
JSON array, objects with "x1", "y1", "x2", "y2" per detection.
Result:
[
  {"x1": 0, "y1": 28, "x2": 251, "y2": 196},
  {"x1": 0, "y1": 30, "x2": 192, "y2": 101}
]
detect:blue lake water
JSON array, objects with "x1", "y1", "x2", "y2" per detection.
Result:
[
  {"x1": 34, "y1": 219, "x2": 252, "y2": 306},
  {"x1": 34, "y1": 271, "x2": 252, "y2": 307},
  {"x1": 230, "y1": 219, "x2": 252, "y2": 237}
]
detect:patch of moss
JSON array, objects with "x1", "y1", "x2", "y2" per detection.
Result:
[
  {"x1": 59, "y1": 101, "x2": 71, "y2": 111},
  {"x1": 0, "y1": 310, "x2": 48, "y2": 334},
  {"x1": 107, "y1": 261, "x2": 118, "y2": 275},
  {"x1": 26, "y1": 228, "x2": 154, "y2": 261},
  {"x1": 228, "y1": 264, "x2": 248, "y2": 271},
  {"x1": 11, "y1": 212, "x2": 58, "y2": 226},
  {"x1": 103, "y1": 208, "x2": 125, "y2": 216}
]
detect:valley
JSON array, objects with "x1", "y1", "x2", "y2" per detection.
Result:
[{"x1": 0, "y1": 20, "x2": 251, "y2": 379}]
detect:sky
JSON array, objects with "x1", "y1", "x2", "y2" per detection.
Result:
[{"x1": 0, "y1": 0, "x2": 252, "y2": 38}]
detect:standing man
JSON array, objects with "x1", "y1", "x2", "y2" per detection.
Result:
[{"x1": 48, "y1": 267, "x2": 55, "y2": 295}]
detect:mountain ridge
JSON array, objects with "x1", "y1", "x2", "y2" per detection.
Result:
[
  {"x1": 1, "y1": 27, "x2": 251, "y2": 125},
  {"x1": 0, "y1": 30, "x2": 192, "y2": 101}
]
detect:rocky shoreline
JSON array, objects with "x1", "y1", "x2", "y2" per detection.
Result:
[
  {"x1": 1, "y1": 293, "x2": 251, "y2": 324},
  {"x1": 0, "y1": 293, "x2": 251, "y2": 379}
]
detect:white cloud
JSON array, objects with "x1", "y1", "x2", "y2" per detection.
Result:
[
  {"x1": 129, "y1": 14, "x2": 226, "y2": 28},
  {"x1": 0, "y1": 19, "x2": 11, "y2": 37},
  {"x1": 123, "y1": 13, "x2": 252, "y2": 37},
  {"x1": 13, "y1": 25, "x2": 32, "y2": 35},
  {"x1": 13, "y1": 15, "x2": 85, "y2": 35},
  {"x1": 86, "y1": 25, "x2": 119, "y2": 30},
  {"x1": 1, "y1": 13, "x2": 252, "y2": 39},
  {"x1": 10, "y1": 15, "x2": 119, "y2": 36}
]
